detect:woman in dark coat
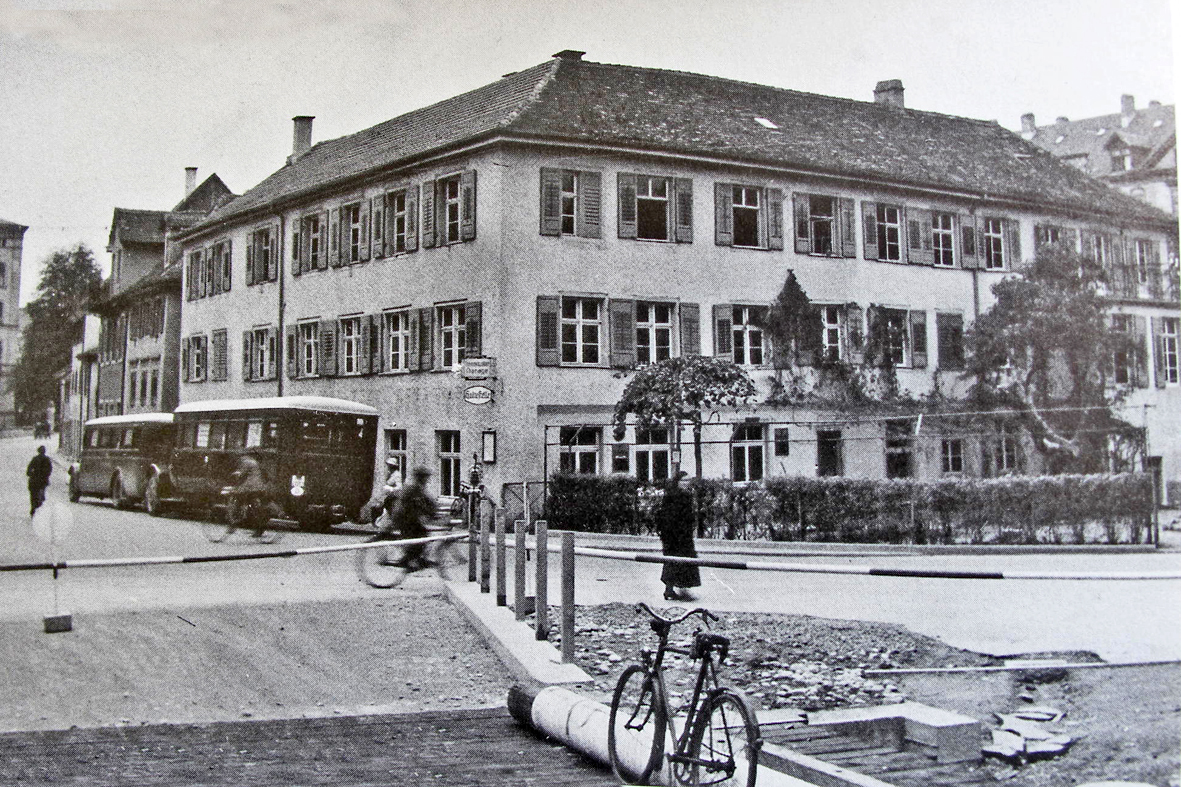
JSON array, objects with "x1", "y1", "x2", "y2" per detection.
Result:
[{"x1": 655, "y1": 472, "x2": 701, "y2": 601}]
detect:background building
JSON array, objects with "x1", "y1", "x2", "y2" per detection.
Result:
[
  {"x1": 0, "y1": 218, "x2": 27, "y2": 429},
  {"x1": 176, "y1": 52, "x2": 1180, "y2": 504}
]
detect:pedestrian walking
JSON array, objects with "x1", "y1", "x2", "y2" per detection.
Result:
[
  {"x1": 381, "y1": 455, "x2": 404, "y2": 523},
  {"x1": 26, "y1": 445, "x2": 52, "y2": 517},
  {"x1": 655, "y1": 471, "x2": 701, "y2": 601}
]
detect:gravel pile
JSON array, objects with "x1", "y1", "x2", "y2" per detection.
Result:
[{"x1": 545, "y1": 603, "x2": 998, "y2": 712}]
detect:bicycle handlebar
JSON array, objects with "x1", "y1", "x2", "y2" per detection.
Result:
[{"x1": 635, "y1": 601, "x2": 718, "y2": 626}]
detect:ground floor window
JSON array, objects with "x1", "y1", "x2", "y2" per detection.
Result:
[
  {"x1": 885, "y1": 419, "x2": 914, "y2": 478},
  {"x1": 941, "y1": 437, "x2": 964, "y2": 474},
  {"x1": 559, "y1": 426, "x2": 601, "y2": 474},
  {"x1": 731, "y1": 421, "x2": 764, "y2": 482},
  {"x1": 437, "y1": 430, "x2": 462, "y2": 496},
  {"x1": 385, "y1": 428, "x2": 407, "y2": 484},
  {"x1": 816, "y1": 429, "x2": 843, "y2": 476},
  {"x1": 634, "y1": 426, "x2": 671, "y2": 484}
]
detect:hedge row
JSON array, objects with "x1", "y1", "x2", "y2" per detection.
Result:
[{"x1": 543, "y1": 472, "x2": 1154, "y2": 545}]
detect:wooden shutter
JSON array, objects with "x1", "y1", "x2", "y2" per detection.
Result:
[
  {"x1": 793, "y1": 193, "x2": 811, "y2": 253},
  {"x1": 1079, "y1": 230, "x2": 1094, "y2": 262},
  {"x1": 839, "y1": 198, "x2": 857, "y2": 258},
  {"x1": 318, "y1": 319, "x2": 336, "y2": 377},
  {"x1": 1005, "y1": 219, "x2": 1022, "y2": 271},
  {"x1": 1151, "y1": 317, "x2": 1167, "y2": 389},
  {"x1": 540, "y1": 168, "x2": 563, "y2": 236},
  {"x1": 285, "y1": 326, "x2": 297, "y2": 378},
  {"x1": 418, "y1": 307, "x2": 434, "y2": 371},
  {"x1": 291, "y1": 228, "x2": 301, "y2": 277},
  {"x1": 679, "y1": 302, "x2": 700, "y2": 356},
  {"x1": 617, "y1": 173, "x2": 638, "y2": 239},
  {"x1": 382, "y1": 192, "x2": 395, "y2": 257},
  {"x1": 199, "y1": 249, "x2": 209, "y2": 297},
  {"x1": 377, "y1": 313, "x2": 390, "y2": 373},
  {"x1": 405, "y1": 185, "x2": 419, "y2": 252},
  {"x1": 578, "y1": 171, "x2": 602, "y2": 239},
  {"x1": 1133, "y1": 315, "x2": 1148, "y2": 388},
  {"x1": 906, "y1": 211, "x2": 922, "y2": 264},
  {"x1": 357, "y1": 318, "x2": 371, "y2": 375},
  {"x1": 768, "y1": 188, "x2": 785, "y2": 251},
  {"x1": 1063, "y1": 227, "x2": 1078, "y2": 253},
  {"x1": 406, "y1": 313, "x2": 420, "y2": 372},
  {"x1": 245, "y1": 232, "x2": 256, "y2": 286},
  {"x1": 241, "y1": 330, "x2": 253, "y2": 381},
  {"x1": 265, "y1": 327, "x2": 278, "y2": 379},
  {"x1": 217, "y1": 330, "x2": 229, "y2": 381},
  {"x1": 460, "y1": 170, "x2": 477, "y2": 241},
  {"x1": 846, "y1": 304, "x2": 865, "y2": 365},
  {"x1": 358, "y1": 200, "x2": 371, "y2": 262},
  {"x1": 936, "y1": 313, "x2": 964, "y2": 370},
  {"x1": 536, "y1": 296, "x2": 560, "y2": 366},
  {"x1": 713, "y1": 304, "x2": 733, "y2": 357},
  {"x1": 674, "y1": 177, "x2": 693, "y2": 243},
  {"x1": 328, "y1": 208, "x2": 342, "y2": 267},
  {"x1": 420, "y1": 180, "x2": 436, "y2": 248},
  {"x1": 224, "y1": 239, "x2": 234, "y2": 290},
  {"x1": 862, "y1": 202, "x2": 879, "y2": 260},
  {"x1": 181, "y1": 339, "x2": 190, "y2": 382},
  {"x1": 959, "y1": 215, "x2": 979, "y2": 269},
  {"x1": 609, "y1": 298, "x2": 637, "y2": 369},
  {"x1": 909, "y1": 310, "x2": 928, "y2": 369},
  {"x1": 268, "y1": 225, "x2": 279, "y2": 281},
  {"x1": 465, "y1": 301, "x2": 482, "y2": 358},
  {"x1": 714, "y1": 183, "x2": 733, "y2": 246},
  {"x1": 371, "y1": 196, "x2": 384, "y2": 260}
]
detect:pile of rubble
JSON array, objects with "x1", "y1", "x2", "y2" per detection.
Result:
[{"x1": 983, "y1": 705, "x2": 1075, "y2": 763}]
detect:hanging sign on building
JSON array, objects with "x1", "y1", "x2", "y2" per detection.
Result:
[
  {"x1": 461, "y1": 357, "x2": 497, "y2": 380},
  {"x1": 463, "y1": 384, "x2": 494, "y2": 405}
]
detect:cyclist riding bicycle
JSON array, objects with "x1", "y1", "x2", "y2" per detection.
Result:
[
  {"x1": 382, "y1": 466, "x2": 435, "y2": 570},
  {"x1": 229, "y1": 452, "x2": 270, "y2": 539}
]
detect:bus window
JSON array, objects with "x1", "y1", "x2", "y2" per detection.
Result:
[
  {"x1": 302, "y1": 419, "x2": 332, "y2": 446},
  {"x1": 245, "y1": 421, "x2": 263, "y2": 448},
  {"x1": 262, "y1": 421, "x2": 279, "y2": 448},
  {"x1": 121, "y1": 428, "x2": 137, "y2": 448},
  {"x1": 196, "y1": 422, "x2": 211, "y2": 448},
  {"x1": 99, "y1": 428, "x2": 117, "y2": 449},
  {"x1": 86, "y1": 429, "x2": 99, "y2": 448},
  {"x1": 226, "y1": 421, "x2": 248, "y2": 449},
  {"x1": 208, "y1": 422, "x2": 227, "y2": 450}
]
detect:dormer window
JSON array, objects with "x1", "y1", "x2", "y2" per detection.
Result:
[{"x1": 1111, "y1": 150, "x2": 1131, "y2": 171}]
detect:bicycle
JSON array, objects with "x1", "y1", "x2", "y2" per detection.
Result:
[
  {"x1": 201, "y1": 486, "x2": 283, "y2": 544},
  {"x1": 355, "y1": 525, "x2": 468, "y2": 588},
  {"x1": 608, "y1": 603, "x2": 766, "y2": 787}
]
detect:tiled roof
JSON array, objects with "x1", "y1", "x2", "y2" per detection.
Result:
[
  {"x1": 0, "y1": 218, "x2": 28, "y2": 232},
  {"x1": 193, "y1": 55, "x2": 1174, "y2": 233},
  {"x1": 1028, "y1": 102, "x2": 1176, "y2": 177},
  {"x1": 109, "y1": 207, "x2": 166, "y2": 247},
  {"x1": 171, "y1": 174, "x2": 235, "y2": 213}
]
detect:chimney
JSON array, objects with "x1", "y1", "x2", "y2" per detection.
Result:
[
  {"x1": 290, "y1": 116, "x2": 314, "y2": 163},
  {"x1": 1121, "y1": 94, "x2": 1135, "y2": 127},
  {"x1": 1056, "y1": 116, "x2": 1070, "y2": 126},
  {"x1": 184, "y1": 167, "x2": 198, "y2": 197},
  {"x1": 552, "y1": 49, "x2": 585, "y2": 61},
  {"x1": 1020, "y1": 113, "x2": 1036, "y2": 139},
  {"x1": 873, "y1": 79, "x2": 905, "y2": 109}
]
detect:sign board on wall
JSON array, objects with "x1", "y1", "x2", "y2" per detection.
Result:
[
  {"x1": 461, "y1": 357, "x2": 497, "y2": 380},
  {"x1": 463, "y1": 385, "x2": 494, "y2": 405}
]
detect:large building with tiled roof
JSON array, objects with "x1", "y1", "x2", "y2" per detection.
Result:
[
  {"x1": 0, "y1": 218, "x2": 28, "y2": 428},
  {"x1": 89, "y1": 170, "x2": 233, "y2": 426},
  {"x1": 1021, "y1": 95, "x2": 1177, "y2": 216},
  {"x1": 175, "y1": 51, "x2": 1181, "y2": 506}
]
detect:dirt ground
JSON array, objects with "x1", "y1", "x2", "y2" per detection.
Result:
[{"x1": 554, "y1": 603, "x2": 1181, "y2": 787}]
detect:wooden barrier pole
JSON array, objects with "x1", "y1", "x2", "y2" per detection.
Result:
[
  {"x1": 494, "y1": 509, "x2": 506, "y2": 605},
  {"x1": 561, "y1": 531, "x2": 575, "y2": 663},
  {"x1": 514, "y1": 519, "x2": 528, "y2": 620},
  {"x1": 480, "y1": 501, "x2": 491, "y2": 594},
  {"x1": 535, "y1": 519, "x2": 548, "y2": 640},
  {"x1": 467, "y1": 492, "x2": 478, "y2": 583}
]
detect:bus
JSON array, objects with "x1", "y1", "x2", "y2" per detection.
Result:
[
  {"x1": 68, "y1": 413, "x2": 176, "y2": 513},
  {"x1": 166, "y1": 396, "x2": 379, "y2": 530}
]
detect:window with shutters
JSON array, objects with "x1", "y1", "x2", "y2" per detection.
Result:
[
  {"x1": 870, "y1": 204, "x2": 903, "y2": 261},
  {"x1": 383, "y1": 310, "x2": 411, "y2": 372},
  {"x1": 731, "y1": 306, "x2": 766, "y2": 366},
  {"x1": 559, "y1": 172, "x2": 577, "y2": 234},
  {"x1": 561, "y1": 297, "x2": 603, "y2": 365},
  {"x1": 633, "y1": 426, "x2": 670, "y2": 484},
  {"x1": 344, "y1": 203, "x2": 364, "y2": 263},
  {"x1": 820, "y1": 305, "x2": 843, "y2": 361},
  {"x1": 805, "y1": 195, "x2": 836, "y2": 255},
  {"x1": 1135, "y1": 239, "x2": 1153, "y2": 284},
  {"x1": 1087, "y1": 231, "x2": 1110, "y2": 265},
  {"x1": 440, "y1": 176, "x2": 462, "y2": 245},
  {"x1": 210, "y1": 329, "x2": 228, "y2": 382},
  {"x1": 731, "y1": 421, "x2": 764, "y2": 482},
  {"x1": 1112, "y1": 314, "x2": 1135, "y2": 385},
  {"x1": 636, "y1": 176, "x2": 670, "y2": 240},
  {"x1": 251, "y1": 327, "x2": 276, "y2": 381},
  {"x1": 339, "y1": 316, "x2": 362, "y2": 376},
  {"x1": 932, "y1": 213, "x2": 955, "y2": 266},
  {"x1": 186, "y1": 335, "x2": 207, "y2": 382},
  {"x1": 1035, "y1": 224, "x2": 1062, "y2": 248},
  {"x1": 438, "y1": 305, "x2": 467, "y2": 370},
  {"x1": 936, "y1": 312, "x2": 965, "y2": 371},
  {"x1": 983, "y1": 218, "x2": 1006, "y2": 270},
  {"x1": 880, "y1": 308, "x2": 909, "y2": 366},
  {"x1": 941, "y1": 438, "x2": 965, "y2": 474},
  {"x1": 302, "y1": 214, "x2": 323, "y2": 270},
  {"x1": 559, "y1": 426, "x2": 600, "y2": 475},
  {"x1": 297, "y1": 322, "x2": 319, "y2": 377},
  {"x1": 389, "y1": 191, "x2": 409, "y2": 253},
  {"x1": 1159, "y1": 317, "x2": 1179, "y2": 384},
  {"x1": 715, "y1": 183, "x2": 785, "y2": 250},
  {"x1": 731, "y1": 187, "x2": 761, "y2": 247},
  {"x1": 636, "y1": 302, "x2": 674, "y2": 365},
  {"x1": 438, "y1": 430, "x2": 463, "y2": 495},
  {"x1": 250, "y1": 228, "x2": 274, "y2": 284},
  {"x1": 885, "y1": 419, "x2": 914, "y2": 479}
]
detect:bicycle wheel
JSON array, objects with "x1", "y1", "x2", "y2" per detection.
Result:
[
  {"x1": 608, "y1": 664, "x2": 667, "y2": 785},
  {"x1": 686, "y1": 689, "x2": 760, "y2": 787},
  {"x1": 433, "y1": 535, "x2": 468, "y2": 581},
  {"x1": 201, "y1": 502, "x2": 235, "y2": 543},
  {"x1": 355, "y1": 541, "x2": 410, "y2": 588}
]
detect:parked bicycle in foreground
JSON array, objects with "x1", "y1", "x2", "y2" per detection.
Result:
[
  {"x1": 608, "y1": 603, "x2": 767, "y2": 787},
  {"x1": 354, "y1": 526, "x2": 468, "y2": 588}
]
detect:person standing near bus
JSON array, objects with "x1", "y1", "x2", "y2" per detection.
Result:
[
  {"x1": 380, "y1": 455, "x2": 404, "y2": 525},
  {"x1": 26, "y1": 446, "x2": 52, "y2": 517}
]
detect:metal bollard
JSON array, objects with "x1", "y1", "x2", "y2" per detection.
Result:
[
  {"x1": 495, "y1": 510, "x2": 506, "y2": 605},
  {"x1": 535, "y1": 519, "x2": 548, "y2": 640},
  {"x1": 480, "y1": 502, "x2": 491, "y2": 594},
  {"x1": 514, "y1": 519, "x2": 528, "y2": 621},
  {"x1": 467, "y1": 493, "x2": 478, "y2": 583},
  {"x1": 561, "y1": 531, "x2": 575, "y2": 663}
]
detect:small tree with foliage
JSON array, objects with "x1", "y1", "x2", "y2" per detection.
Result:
[
  {"x1": 966, "y1": 244, "x2": 1141, "y2": 473},
  {"x1": 612, "y1": 356, "x2": 756, "y2": 480},
  {"x1": 11, "y1": 244, "x2": 103, "y2": 421}
]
